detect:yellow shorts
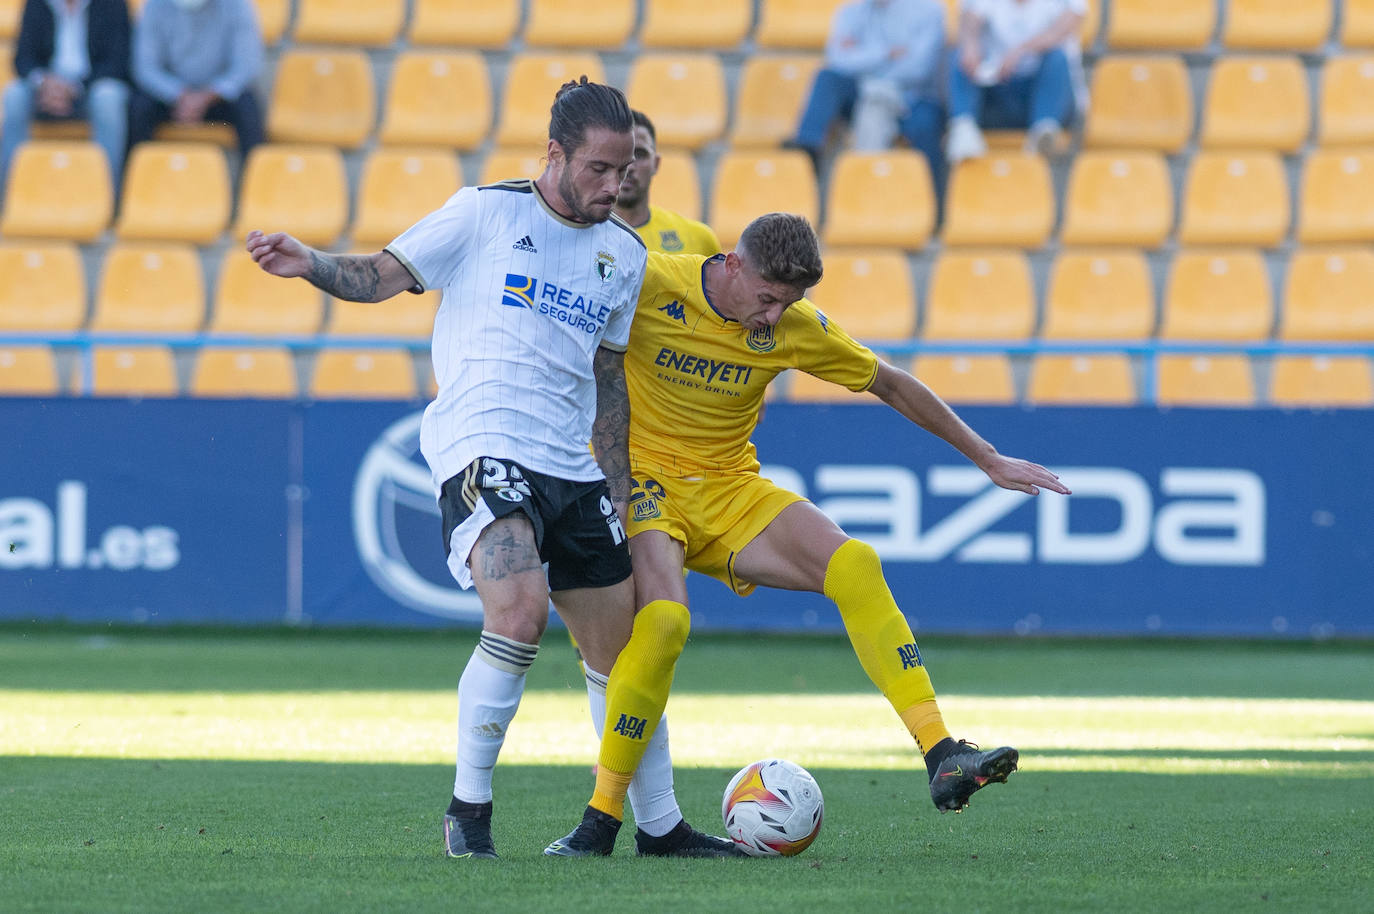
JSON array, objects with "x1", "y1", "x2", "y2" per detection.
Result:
[{"x1": 628, "y1": 464, "x2": 804, "y2": 596}]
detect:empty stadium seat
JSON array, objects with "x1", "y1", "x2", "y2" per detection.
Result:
[
  {"x1": 911, "y1": 354, "x2": 1017, "y2": 405},
  {"x1": 0, "y1": 242, "x2": 84, "y2": 331},
  {"x1": 1297, "y1": 150, "x2": 1374, "y2": 244},
  {"x1": 1319, "y1": 56, "x2": 1374, "y2": 146},
  {"x1": 84, "y1": 346, "x2": 180, "y2": 398},
  {"x1": 756, "y1": 0, "x2": 845, "y2": 49},
  {"x1": 233, "y1": 145, "x2": 349, "y2": 248},
  {"x1": 266, "y1": 50, "x2": 375, "y2": 148},
  {"x1": 352, "y1": 149, "x2": 463, "y2": 247},
  {"x1": 496, "y1": 53, "x2": 606, "y2": 147},
  {"x1": 1343, "y1": 0, "x2": 1374, "y2": 47},
  {"x1": 327, "y1": 292, "x2": 438, "y2": 339},
  {"x1": 1178, "y1": 152, "x2": 1289, "y2": 247},
  {"x1": 0, "y1": 141, "x2": 111, "y2": 241},
  {"x1": 708, "y1": 150, "x2": 819, "y2": 249},
  {"x1": 1155, "y1": 355, "x2": 1256, "y2": 406},
  {"x1": 942, "y1": 154, "x2": 1054, "y2": 248},
  {"x1": 1161, "y1": 250, "x2": 1274, "y2": 340},
  {"x1": 407, "y1": 0, "x2": 520, "y2": 48},
  {"x1": 640, "y1": 0, "x2": 753, "y2": 48},
  {"x1": 379, "y1": 52, "x2": 491, "y2": 150},
  {"x1": 479, "y1": 149, "x2": 545, "y2": 185},
  {"x1": 807, "y1": 251, "x2": 915, "y2": 340},
  {"x1": 1, "y1": 0, "x2": 21, "y2": 39},
  {"x1": 1060, "y1": 152, "x2": 1172, "y2": 247},
  {"x1": 253, "y1": 0, "x2": 290, "y2": 45},
  {"x1": 1028, "y1": 355, "x2": 1137, "y2": 405},
  {"x1": 0, "y1": 43, "x2": 12, "y2": 87},
  {"x1": 1079, "y1": 0, "x2": 1101, "y2": 47},
  {"x1": 626, "y1": 54, "x2": 727, "y2": 150},
  {"x1": 91, "y1": 244, "x2": 205, "y2": 334},
  {"x1": 1270, "y1": 356, "x2": 1374, "y2": 407},
  {"x1": 1222, "y1": 0, "x2": 1332, "y2": 51},
  {"x1": 729, "y1": 55, "x2": 823, "y2": 149},
  {"x1": 0, "y1": 346, "x2": 59, "y2": 396},
  {"x1": 822, "y1": 150, "x2": 934, "y2": 249},
  {"x1": 924, "y1": 252, "x2": 1034, "y2": 340},
  {"x1": 1042, "y1": 251, "x2": 1154, "y2": 339},
  {"x1": 1281, "y1": 249, "x2": 1374, "y2": 340},
  {"x1": 190, "y1": 347, "x2": 298, "y2": 398},
  {"x1": 1105, "y1": 0, "x2": 1216, "y2": 49},
  {"x1": 1082, "y1": 56, "x2": 1192, "y2": 153},
  {"x1": 293, "y1": 0, "x2": 404, "y2": 45},
  {"x1": 525, "y1": 0, "x2": 634, "y2": 48},
  {"x1": 153, "y1": 122, "x2": 237, "y2": 147},
  {"x1": 212, "y1": 249, "x2": 325, "y2": 336},
  {"x1": 310, "y1": 348, "x2": 419, "y2": 399},
  {"x1": 1200, "y1": 56, "x2": 1310, "y2": 152},
  {"x1": 115, "y1": 142, "x2": 231, "y2": 244},
  {"x1": 651, "y1": 150, "x2": 704, "y2": 222}
]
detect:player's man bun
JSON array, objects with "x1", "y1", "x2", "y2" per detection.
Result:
[
  {"x1": 737, "y1": 213, "x2": 824, "y2": 290},
  {"x1": 549, "y1": 76, "x2": 633, "y2": 157}
]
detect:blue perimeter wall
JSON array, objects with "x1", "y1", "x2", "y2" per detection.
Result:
[{"x1": 2, "y1": 399, "x2": 1370, "y2": 637}]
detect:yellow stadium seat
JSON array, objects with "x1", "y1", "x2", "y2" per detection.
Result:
[
  {"x1": 1083, "y1": 55, "x2": 1192, "y2": 153},
  {"x1": 496, "y1": 53, "x2": 605, "y2": 147},
  {"x1": 756, "y1": 0, "x2": 845, "y2": 49},
  {"x1": 651, "y1": 150, "x2": 704, "y2": 222},
  {"x1": 0, "y1": 141, "x2": 111, "y2": 241},
  {"x1": 379, "y1": 52, "x2": 491, "y2": 150},
  {"x1": 924, "y1": 251, "x2": 1034, "y2": 340},
  {"x1": 1106, "y1": 0, "x2": 1216, "y2": 49},
  {"x1": 1281, "y1": 248, "x2": 1374, "y2": 340},
  {"x1": 1270, "y1": 356, "x2": 1374, "y2": 406},
  {"x1": 266, "y1": 50, "x2": 375, "y2": 148},
  {"x1": 115, "y1": 142, "x2": 230, "y2": 244},
  {"x1": 1060, "y1": 152, "x2": 1172, "y2": 248},
  {"x1": 525, "y1": 0, "x2": 633, "y2": 48},
  {"x1": 1042, "y1": 251, "x2": 1154, "y2": 339},
  {"x1": 1079, "y1": 0, "x2": 1101, "y2": 47},
  {"x1": 479, "y1": 148, "x2": 545, "y2": 185},
  {"x1": 1199, "y1": 56, "x2": 1310, "y2": 152},
  {"x1": 153, "y1": 122, "x2": 237, "y2": 147},
  {"x1": 352, "y1": 149, "x2": 462, "y2": 247},
  {"x1": 822, "y1": 150, "x2": 934, "y2": 250},
  {"x1": 190, "y1": 347, "x2": 298, "y2": 398},
  {"x1": 327, "y1": 292, "x2": 438, "y2": 339},
  {"x1": 1155, "y1": 355, "x2": 1256, "y2": 406},
  {"x1": 0, "y1": 242, "x2": 84, "y2": 331},
  {"x1": 92, "y1": 244, "x2": 205, "y2": 334},
  {"x1": 912, "y1": 354, "x2": 1016, "y2": 405},
  {"x1": 212, "y1": 249, "x2": 325, "y2": 336},
  {"x1": 1343, "y1": 0, "x2": 1374, "y2": 47},
  {"x1": 641, "y1": 0, "x2": 753, "y2": 48},
  {"x1": 942, "y1": 154, "x2": 1053, "y2": 248},
  {"x1": 310, "y1": 348, "x2": 418, "y2": 399},
  {"x1": 233, "y1": 145, "x2": 348, "y2": 248},
  {"x1": 84, "y1": 346, "x2": 179, "y2": 398},
  {"x1": 0, "y1": 346, "x2": 59, "y2": 396},
  {"x1": 807, "y1": 250, "x2": 915, "y2": 340},
  {"x1": 252, "y1": 0, "x2": 290, "y2": 45},
  {"x1": 407, "y1": 0, "x2": 520, "y2": 48},
  {"x1": 730, "y1": 55, "x2": 822, "y2": 149},
  {"x1": 1028, "y1": 355, "x2": 1137, "y2": 405},
  {"x1": 1319, "y1": 56, "x2": 1374, "y2": 146},
  {"x1": 1161, "y1": 250, "x2": 1273, "y2": 340},
  {"x1": 1222, "y1": 0, "x2": 1332, "y2": 51},
  {"x1": 626, "y1": 54, "x2": 727, "y2": 151},
  {"x1": 293, "y1": 0, "x2": 404, "y2": 45},
  {"x1": 1178, "y1": 152, "x2": 1289, "y2": 247},
  {"x1": 708, "y1": 150, "x2": 819, "y2": 249},
  {"x1": 1297, "y1": 150, "x2": 1374, "y2": 244},
  {"x1": 0, "y1": 43, "x2": 12, "y2": 85},
  {"x1": 1, "y1": 0, "x2": 21, "y2": 39}
]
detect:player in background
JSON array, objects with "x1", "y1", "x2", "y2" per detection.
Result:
[
  {"x1": 547, "y1": 214, "x2": 1071, "y2": 855},
  {"x1": 616, "y1": 110, "x2": 721, "y2": 256},
  {"x1": 246, "y1": 78, "x2": 727, "y2": 860}
]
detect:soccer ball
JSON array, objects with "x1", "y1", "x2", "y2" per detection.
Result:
[{"x1": 721, "y1": 758, "x2": 824, "y2": 857}]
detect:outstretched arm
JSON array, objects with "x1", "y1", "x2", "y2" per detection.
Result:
[
  {"x1": 867, "y1": 360, "x2": 1071, "y2": 496},
  {"x1": 245, "y1": 230, "x2": 418, "y2": 303},
  {"x1": 590, "y1": 346, "x2": 633, "y2": 525}
]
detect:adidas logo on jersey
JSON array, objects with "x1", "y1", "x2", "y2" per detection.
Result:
[{"x1": 512, "y1": 235, "x2": 538, "y2": 253}]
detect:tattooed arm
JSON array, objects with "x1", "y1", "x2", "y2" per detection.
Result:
[
  {"x1": 590, "y1": 345, "x2": 632, "y2": 526},
  {"x1": 244, "y1": 230, "x2": 418, "y2": 302}
]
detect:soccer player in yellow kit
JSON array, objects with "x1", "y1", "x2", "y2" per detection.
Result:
[{"x1": 616, "y1": 110, "x2": 720, "y2": 257}]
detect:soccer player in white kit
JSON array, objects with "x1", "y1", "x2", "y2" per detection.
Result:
[{"x1": 246, "y1": 78, "x2": 737, "y2": 859}]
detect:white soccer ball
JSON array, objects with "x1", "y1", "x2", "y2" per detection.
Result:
[{"x1": 721, "y1": 758, "x2": 824, "y2": 857}]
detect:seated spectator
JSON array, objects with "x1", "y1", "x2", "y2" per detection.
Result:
[
  {"x1": 785, "y1": 0, "x2": 947, "y2": 190},
  {"x1": 127, "y1": 0, "x2": 265, "y2": 159},
  {"x1": 0, "y1": 0, "x2": 131, "y2": 192},
  {"x1": 945, "y1": 0, "x2": 1086, "y2": 163}
]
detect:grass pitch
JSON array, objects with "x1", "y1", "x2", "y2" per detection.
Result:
[{"x1": 1, "y1": 629, "x2": 1371, "y2": 913}]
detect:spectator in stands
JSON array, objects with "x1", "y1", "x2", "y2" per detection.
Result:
[
  {"x1": 783, "y1": 0, "x2": 947, "y2": 190},
  {"x1": 945, "y1": 0, "x2": 1087, "y2": 163},
  {"x1": 0, "y1": 0, "x2": 131, "y2": 192},
  {"x1": 616, "y1": 110, "x2": 720, "y2": 256},
  {"x1": 127, "y1": 0, "x2": 265, "y2": 159}
]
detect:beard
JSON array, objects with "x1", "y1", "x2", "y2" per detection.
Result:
[{"x1": 558, "y1": 168, "x2": 615, "y2": 224}]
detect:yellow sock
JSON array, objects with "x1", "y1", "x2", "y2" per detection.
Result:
[
  {"x1": 589, "y1": 599, "x2": 690, "y2": 820},
  {"x1": 823, "y1": 539, "x2": 953, "y2": 755}
]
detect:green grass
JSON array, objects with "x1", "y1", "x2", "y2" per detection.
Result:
[{"x1": 2, "y1": 629, "x2": 1372, "y2": 913}]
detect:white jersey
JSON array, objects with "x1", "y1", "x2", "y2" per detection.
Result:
[{"x1": 386, "y1": 179, "x2": 647, "y2": 491}]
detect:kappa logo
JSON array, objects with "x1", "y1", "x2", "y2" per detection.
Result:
[
  {"x1": 512, "y1": 234, "x2": 538, "y2": 253},
  {"x1": 658, "y1": 299, "x2": 687, "y2": 324}
]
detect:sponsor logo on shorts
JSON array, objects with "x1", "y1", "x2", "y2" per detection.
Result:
[
  {"x1": 599, "y1": 494, "x2": 627, "y2": 545},
  {"x1": 630, "y1": 476, "x2": 665, "y2": 521},
  {"x1": 494, "y1": 487, "x2": 524, "y2": 503}
]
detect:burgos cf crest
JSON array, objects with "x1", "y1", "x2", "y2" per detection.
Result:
[
  {"x1": 502, "y1": 273, "x2": 536, "y2": 309},
  {"x1": 596, "y1": 251, "x2": 616, "y2": 283},
  {"x1": 745, "y1": 325, "x2": 776, "y2": 353}
]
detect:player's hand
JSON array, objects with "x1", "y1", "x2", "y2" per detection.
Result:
[
  {"x1": 37, "y1": 76, "x2": 76, "y2": 116},
  {"x1": 982, "y1": 455, "x2": 1070, "y2": 496},
  {"x1": 245, "y1": 230, "x2": 313, "y2": 279}
]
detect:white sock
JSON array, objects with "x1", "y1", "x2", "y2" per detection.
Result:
[
  {"x1": 453, "y1": 631, "x2": 538, "y2": 803},
  {"x1": 584, "y1": 666, "x2": 683, "y2": 837}
]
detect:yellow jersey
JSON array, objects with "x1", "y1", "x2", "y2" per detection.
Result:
[
  {"x1": 627, "y1": 252, "x2": 880, "y2": 475},
  {"x1": 634, "y1": 206, "x2": 721, "y2": 256}
]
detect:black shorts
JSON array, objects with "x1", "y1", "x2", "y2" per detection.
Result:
[{"x1": 439, "y1": 456, "x2": 632, "y2": 592}]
